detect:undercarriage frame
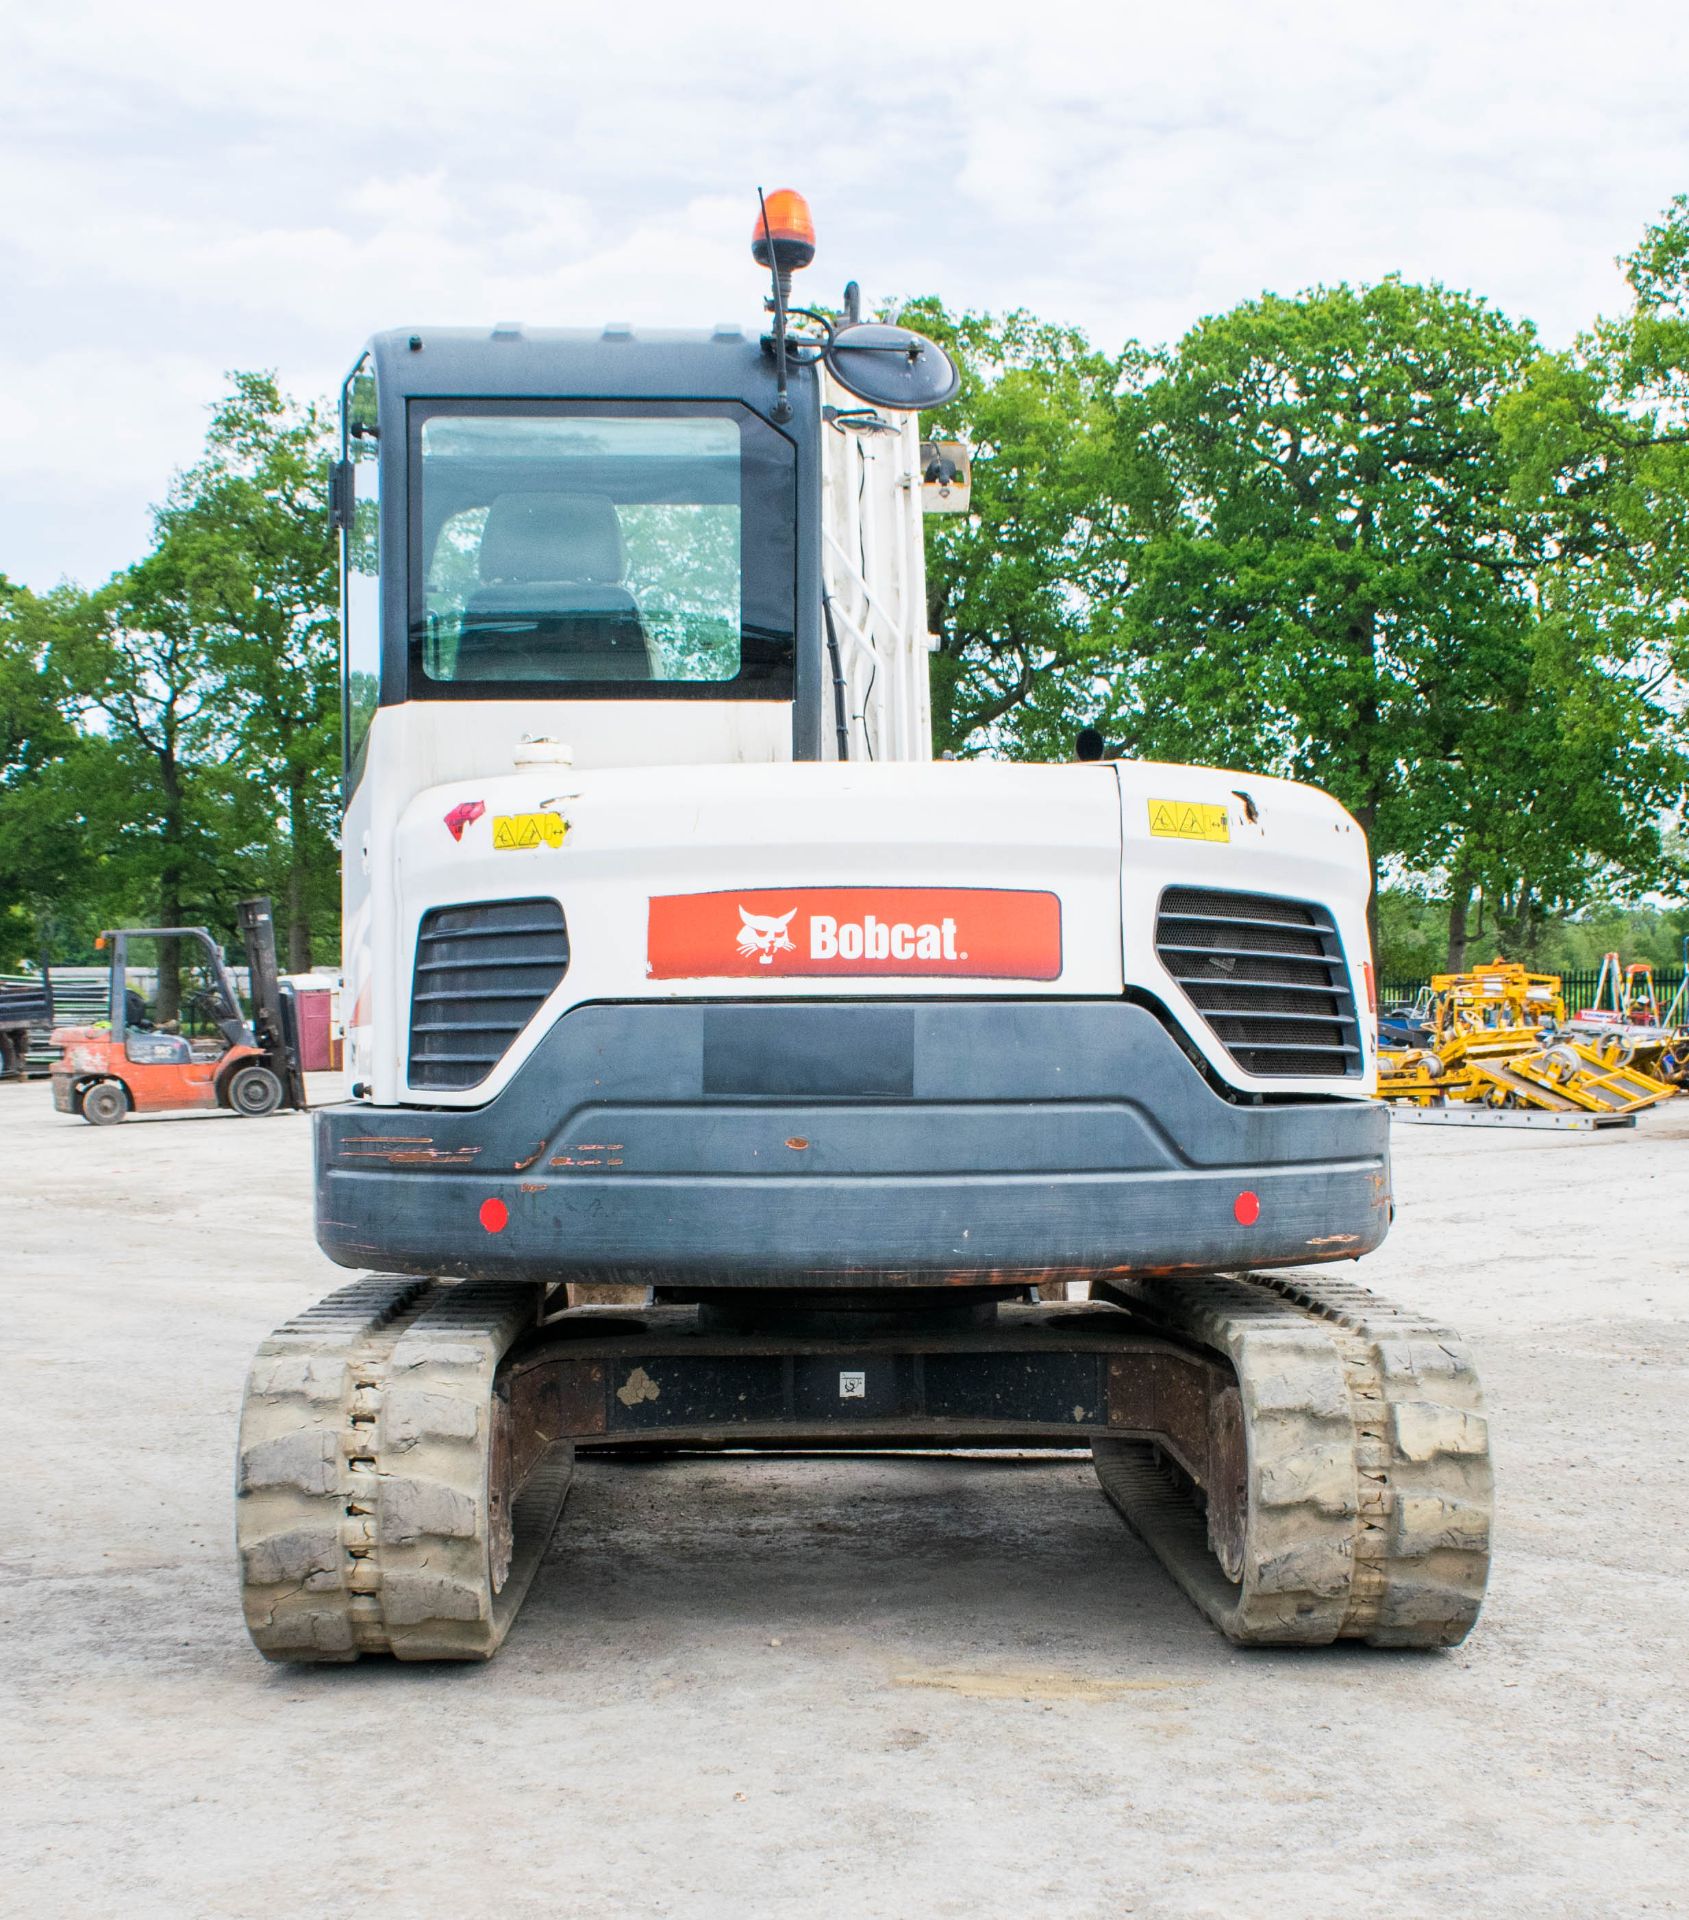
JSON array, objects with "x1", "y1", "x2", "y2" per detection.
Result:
[{"x1": 236, "y1": 1274, "x2": 1490, "y2": 1662}]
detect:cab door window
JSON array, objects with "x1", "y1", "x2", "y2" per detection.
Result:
[{"x1": 341, "y1": 358, "x2": 381, "y2": 776}]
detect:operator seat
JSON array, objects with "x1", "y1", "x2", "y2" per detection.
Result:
[{"x1": 454, "y1": 492, "x2": 656, "y2": 682}]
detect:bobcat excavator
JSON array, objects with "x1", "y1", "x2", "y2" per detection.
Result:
[{"x1": 236, "y1": 193, "x2": 1492, "y2": 1662}]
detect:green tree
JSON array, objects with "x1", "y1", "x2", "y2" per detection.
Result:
[
  {"x1": 1104, "y1": 277, "x2": 1678, "y2": 957},
  {"x1": 0, "y1": 578, "x2": 75, "y2": 962},
  {"x1": 147, "y1": 373, "x2": 340, "y2": 969},
  {"x1": 1374, "y1": 888, "x2": 1451, "y2": 982},
  {"x1": 903, "y1": 302, "x2": 1125, "y2": 758},
  {"x1": 1493, "y1": 196, "x2": 1689, "y2": 948},
  {"x1": 0, "y1": 578, "x2": 146, "y2": 967},
  {"x1": 1425, "y1": 609, "x2": 1680, "y2": 962},
  {"x1": 53, "y1": 556, "x2": 265, "y2": 1018},
  {"x1": 4, "y1": 375, "x2": 341, "y2": 987},
  {"x1": 1502, "y1": 197, "x2": 1689, "y2": 680}
]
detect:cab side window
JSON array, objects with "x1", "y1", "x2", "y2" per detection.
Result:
[{"x1": 342, "y1": 361, "x2": 380, "y2": 778}]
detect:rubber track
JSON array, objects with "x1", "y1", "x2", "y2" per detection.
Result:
[
  {"x1": 1092, "y1": 1270, "x2": 1491, "y2": 1648},
  {"x1": 236, "y1": 1275, "x2": 572, "y2": 1662}
]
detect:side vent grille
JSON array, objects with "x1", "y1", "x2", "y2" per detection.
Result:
[
  {"x1": 408, "y1": 898, "x2": 569, "y2": 1091},
  {"x1": 1155, "y1": 886, "x2": 1361, "y2": 1079}
]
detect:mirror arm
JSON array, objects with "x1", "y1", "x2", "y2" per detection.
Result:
[{"x1": 758, "y1": 188, "x2": 793, "y2": 424}]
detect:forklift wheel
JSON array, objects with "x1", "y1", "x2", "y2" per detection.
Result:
[
  {"x1": 228, "y1": 1065, "x2": 285, "y2": 1117},
  {"x1": 82, "y1": 1081, "x2": 130, "y2": 1126}
]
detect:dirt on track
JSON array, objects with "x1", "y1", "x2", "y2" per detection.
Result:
[{"x1": 2, "y1": 1077, "x2": 1685, "y2": 1920}]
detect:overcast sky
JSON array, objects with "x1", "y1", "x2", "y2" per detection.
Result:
[{"x1": 4, "y1": 0, "x2": 1686, "y2": 592}]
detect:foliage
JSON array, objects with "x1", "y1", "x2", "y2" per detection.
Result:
[
  {"x1": 1100, "y1": 276, "x2": 1686, "y2": 951},
  {"x1": 1374, "y1": 889, "x2": 1452, "y2": 982},
  {"x1": 1533, "y1": 902, "x2": 1689, "y2": 974},
  {"x1": 1487, "y1": 195, "x2": 1689, "y2": 952},
  {"x1": 1375, "y1": 887, "x2": 1689, "y2": 980},
  {"x1": 902, "y1": 301, "x2": 1125, "y2": 758},
  {"x1": 0, "y1": 577, "x2": 90, "y2": 965},
  {"x1": 1502, "y1": 196, "x2": 1689, "y2": 685},
  {"x1": 144, "y1": 373, "x2": 340, "y2": 968},
  {"x1": 0, "y1": 377, "x2": 340, "y2": 980}
]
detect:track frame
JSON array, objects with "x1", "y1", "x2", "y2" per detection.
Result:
[{"x1": 237, "y1": 1277, "x2": 1492, "y2": 1661}]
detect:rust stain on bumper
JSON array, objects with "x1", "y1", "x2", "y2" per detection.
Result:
[{"x1": 338, "y1": 1137, "x2": 484, "y2": 1166}]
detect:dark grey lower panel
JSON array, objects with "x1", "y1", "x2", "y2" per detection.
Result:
[{"x1": 316, "y1": 999, "x2": 1390, "y2": 1286}]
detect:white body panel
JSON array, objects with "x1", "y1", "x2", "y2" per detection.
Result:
[
  {"x1": 347, "y1": 743, "x2": 1375, "y2": 1109},
  {"x1": 381, "y1": 758, "x2": 1123, "y2": 1105},
  {"x1": 1114, "y1": 761, "x2": 1376, "y2": 1091},
  {"x1": 340, "y1": 703, "x2": 793, "y2": 1088}
]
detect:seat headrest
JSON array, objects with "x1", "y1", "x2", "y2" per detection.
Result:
[{"x1": 477, "y1": 493, "x2": 627, "y2": 586}]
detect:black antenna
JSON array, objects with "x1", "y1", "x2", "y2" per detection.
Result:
[{"x1": 757, "y1": 186, "x2": 793, "y2": 424}]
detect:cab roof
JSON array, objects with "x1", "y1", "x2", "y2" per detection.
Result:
[{"x1": 366, "y1": 325, "x2": 796, "y2": 407}]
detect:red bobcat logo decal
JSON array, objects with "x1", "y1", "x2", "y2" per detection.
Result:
[
  {"x1": 647, "y1": 888, "x2": 1061, "y2": 980},
  {"x1": 736, "y1": 906, "x2": 798, "y2": 964}
]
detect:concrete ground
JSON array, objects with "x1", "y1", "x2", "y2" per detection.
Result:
[{"x1": 2, "y1": 1076, "x2": 1685, "y2": 1920}]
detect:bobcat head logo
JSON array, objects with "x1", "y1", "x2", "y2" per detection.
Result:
[{"x1": 737, "y1": 906, "x2": 797, "y2": 964}]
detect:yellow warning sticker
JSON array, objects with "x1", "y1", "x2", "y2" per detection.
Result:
[
  {"x1": 1147, "y1": 799, "x2": 1230, "y2": 844},
  {"x1": 492, "y1": 811, "x2": 568, "y2": 851}
]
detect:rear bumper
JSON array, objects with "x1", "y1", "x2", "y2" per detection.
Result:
[{"x1": 315, "y1": 999, "x2": 1391, "y2": 1286}]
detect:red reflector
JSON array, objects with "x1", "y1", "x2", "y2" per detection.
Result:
[
  {"x1": 479, "y1": 1197, "x2": 509, "y2": 1233},
  {"x1": 1233, "y1": 1191, "x2": 1260, "y2": 1226},
  {"x1": 1362, "y1": 960, "x2": 1377, "y2": 1014}
]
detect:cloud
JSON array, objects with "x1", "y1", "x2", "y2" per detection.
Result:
[
  {"x1": 2, "y1": 0, "x2": 1686, "y2": 586},
  {"x1": 0, "y1": 347, "x2": 217, "y2": 590}
]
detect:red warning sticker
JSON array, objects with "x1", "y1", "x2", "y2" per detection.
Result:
[{"x1": 646, "y1": 887, "x2": 1063, "y2": 981}]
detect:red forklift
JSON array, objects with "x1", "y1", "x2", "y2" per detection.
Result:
[{"x1": 51, "y1": 897, "x2": 307, "y2": 1125}]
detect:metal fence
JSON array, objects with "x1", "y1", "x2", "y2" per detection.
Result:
[
  {"x1": 1380, "y1": 968, "x2": 1686, "y2": 1017},
  {"x1": 1, "y1": 968, "x2": 106, "y2": 1075}
]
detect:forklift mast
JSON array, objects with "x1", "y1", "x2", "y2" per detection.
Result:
[{"x1": 238, "y1": 897, "x2": 308, "y2": 1114}]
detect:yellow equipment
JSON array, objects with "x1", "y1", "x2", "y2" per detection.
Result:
[
  {"x1": 1501, "y1": 1037, "x2": 1679, "y2": 1115},
  {"x1": 1427, "y1": 960, "x2": 1564, "y2": 1035},
  {"x1": 1378, "y1": 958, "x2": 1676, "y2": 1123},
  {"x1": 1654, "y1": 947, "x2": 1689, "y2": 1087}
]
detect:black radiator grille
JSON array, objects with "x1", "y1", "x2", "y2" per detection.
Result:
[
  {"x1": 408, "y1": 898, "x2": 569, "y2": 1091},
  {"x1": 1154, "y1": 886, "x2": 1361, "y2": 1078}
]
